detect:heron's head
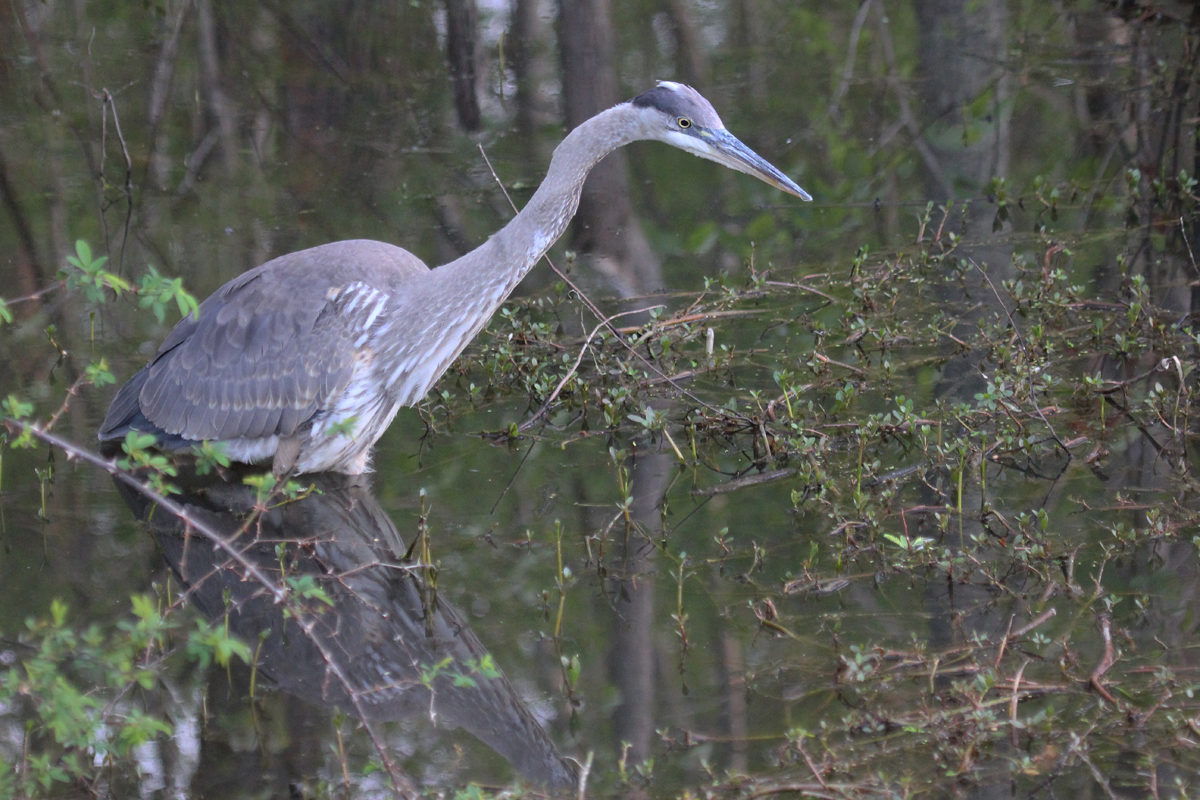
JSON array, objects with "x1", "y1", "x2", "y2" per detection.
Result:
[{"x1": 630, "y1": 82, "x2": 812, "y2": 201}]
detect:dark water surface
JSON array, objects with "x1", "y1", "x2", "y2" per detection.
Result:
[{"x1": 2, "y1": 1, "x2": 1199, "y2": 797}]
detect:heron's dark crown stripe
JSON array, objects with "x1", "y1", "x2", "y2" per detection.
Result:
[
  {"x1": 630, "y1": 82, "x2": 725, "y2": 130},
  {"x1": 631, "y1": 85, "x2": 693, "y2": 118}
]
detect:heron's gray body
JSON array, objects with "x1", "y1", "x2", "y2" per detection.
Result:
[{"x1": 100, "y1": 83, "x2": 809, "y2": 474}]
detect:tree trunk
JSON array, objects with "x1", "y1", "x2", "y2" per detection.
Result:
[
  {"x1": 606, "y1": 451, "x2": 670, "y2": 764},
  {"x1": 912, "y1": 0, "x2": 1009, "y2": 196},
  {"x1": 444, "y1": 0, "x2": 482, "y2": 132},
  {"x1": 659, "y1": 0, "x2": 709, "y2": 89},
  {"x1": 558, "y1": 0, "x2": 663, "y2": 297},
  {"x1": 728, "y1": 0, "x2": 768, "y2": 152},
  {"x1": 508, "y1": 0, "x2": 556, "y2": 147},
  {"x1": 196, "y1": 0, "x2": 239, "y2": 175}
]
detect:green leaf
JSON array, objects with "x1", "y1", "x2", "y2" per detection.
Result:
[
  {"x1": 66, "y1": 239, "x2": 93, "y2": 270},
  {"x1": 193, "y1": 441, "x2": 231, "y2": 475},
  {"x1": 286, "y1": 575, "x2": 334, "y2": 607},
  {"x1": 50, "y1": 598, "x2": 69, "y2": 627},
  {"x1": 186, "y1": 620, "x2": 251, "y2": 669},
  {"x1": 122, "y1": 431, "x2": 159, "y2": 454},
  {"x1": 86, "y1": 358, "x2": 116, "y2": 387},
  {"x1": 2, "y1": 394, "x2": 33, "y2": 419},
  {"x1": 138, "y1": 264, "x2": 198, "y2": 324},
  {"x1": 129, "y1": 594, "x2": 159, "y2": 623}
]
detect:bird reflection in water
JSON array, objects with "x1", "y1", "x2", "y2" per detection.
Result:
[{"x1": 114, "y1": 469, "x2": 577, "y2": 790}]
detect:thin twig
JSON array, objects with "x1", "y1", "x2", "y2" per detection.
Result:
[
  {"x1": 1180, "y1": 215, "x2": 1199, "y2": 277},
  {"x1": 1072, "y1": 737, "x2": 1120, "y2": 800},
  {"x1": 614, "y1": 307, "x2": 765, "y2": 333},
  {"x1": 814, "y1": 352, "x2": 867, "y2": 376},
  {"x1": 763, "y1": 280, "x2": 836, "y2": 302},
  {"x1": 2, "y1": 282, "x2": 65, "y2": 306},
  {"x1": 474, "y1": 143, "x2": 756, "y2": 425},
  {"x1": 489, "y1": 438, "x2": 537, "y2": 515},
  {"x1": 1103, "y1": 395, "x2": 1166, "y2": 459},
  {"x1": 97, "y1": 88, "x2": 136, "y2": 269},
  {"x1": 44, "y1": 374, "x2": 91, "y2": 432},
  {"x1": 576, "y1": 750, "x2": 593, "y2": 800},
  {"x1": 742, "y1": 783, "x2": 839, "y2": 800},
  {"x1": 10, "y1": 421, "x2": 284, "y2": 594},
  {"x1": 995, "y1": 616, "x2": 1013, "y2": 666},
  {"x1": 797, "y1": 739, "x2": 829, "y2": 790},
  {"x1": 520, "y1": 305, "x2": 662, "y2": 431}
]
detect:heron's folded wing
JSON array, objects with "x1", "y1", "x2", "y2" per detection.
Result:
[{"x1": 137, "y1": 272, "x2": 357, "y2": 442}]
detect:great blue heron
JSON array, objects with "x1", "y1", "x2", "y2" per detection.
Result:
[{"x1": 100, "y1": 82, "x2": 811, "y2": 475}]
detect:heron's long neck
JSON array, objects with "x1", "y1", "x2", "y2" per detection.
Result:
[
  {"x1": 382, "y1": 103, "x2": 643, "y2": 403},
  {"x1": 441, "y1": 102, "x2": 641, "y2": 299}
]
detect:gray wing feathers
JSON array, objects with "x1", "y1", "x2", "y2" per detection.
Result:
[
  {"x1": 105, "y1": 240, "x2": 430, "y2": 446},
  {"x1": 138, "y1": 272, "x2": 357, "y2": 442}
]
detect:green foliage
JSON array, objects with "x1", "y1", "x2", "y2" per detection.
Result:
[
  {"x1": 627, "y1": 404, "x2": 667, "y2": 433},
  {"x1": 2, "y1": 394, "x2": 32, "y2": 420},
  {"x1": 2, "y1": 395, "x2": 37, "y2": 450},
  {"x1": 85, "y1": 358, "x2": 116, "y2": 387},
  {"x1": 417, "y1": 655, "x2": 501, "y2": 691},
  {"x1": 242, "y1": 471, "x2": 309, "y2": 504},
  {"x1": 59, "y1": 241, "x2": 197, "y2": 327},
  {"x1": 118, "y1": 431, "x2": 178, "y2": 495},
  {"x1": 136, "y1": 264, "x2": 199, "y2": 324},
  {"x1": 185, "y1": 619, "x2": 252, "y2": 670},
  {"x1": 284, "y1": 575, "x2": 335, "y2": 609},
  {"x1": 192, "y1": 440, "x2": 231, "y2": 474},
  {"x1": 62, "y1": 240, "x2": 130, "y2": 303},
  {"x1": 0, "y1": 596, "x2": 251, "y2": 797}
]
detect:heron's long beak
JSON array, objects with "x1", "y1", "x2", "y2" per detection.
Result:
[{"x1": 704, "y1": 129, "x2": 812, "y2": 201}]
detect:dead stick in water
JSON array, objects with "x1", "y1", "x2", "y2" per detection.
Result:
[
  {"x1": 1010, "y1": 659, "x2": 1030, "y2": 747},
  {"x1": 997, "y1": 608, "x2": 1057, "y2": 667},
  {"x1": 1010, "y1": 608, "x2": 1057, "y2": 639},
  {"x1": 1089, "y1": 614, "x2": 1118, "y2": 705}
]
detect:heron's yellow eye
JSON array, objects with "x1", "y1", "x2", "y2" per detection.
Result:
[{"x1": 678, "y1": 117, "x2": 692, "y2": 129}]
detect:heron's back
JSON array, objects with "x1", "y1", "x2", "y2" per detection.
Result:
[{"x1": 100, "y1": 240, "x2": 429, "y2": 473}]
